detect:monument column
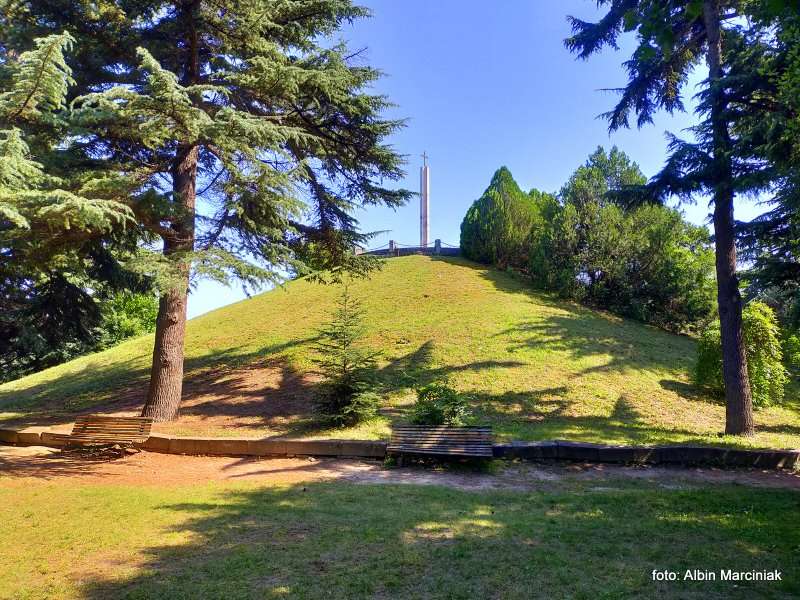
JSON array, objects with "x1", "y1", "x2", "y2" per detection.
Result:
[{"x1": 420, "y1": 152, "x2": 430, "y2": 247}]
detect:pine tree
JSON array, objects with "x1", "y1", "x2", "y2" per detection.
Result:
[
  {"x1": 0, "y1": 32, "x2": 132, "y2": 236},
  {"x1": 312, "y1": 283, "x2": 380, "y2": 425},
  {"x1": 565, "y1": 0, "x2": 767, "y2": 435},
  {"x1": 2, "y1": 2, "x2": 411, "y2": 421},
  {"x1": 0, "y1": 32, "x2": 139, "y2": 378},
  {"x1": 460, "y1": 167, "x2": 554, "y2": 269},
  {"x1": 731, "y1": 8, "x2": 800, "y2": 328}
]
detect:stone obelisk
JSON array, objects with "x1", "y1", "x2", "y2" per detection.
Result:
[{"x1": 420, "y1": 152, "x2": 430, "y2": 247}]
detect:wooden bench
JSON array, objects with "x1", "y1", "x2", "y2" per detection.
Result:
[
  {"x1": 388, "y1": 425, "x2": 493, "y2": 464},
  {"x1": 53, "y1": 415, "x2": 153, "y2": 449}
]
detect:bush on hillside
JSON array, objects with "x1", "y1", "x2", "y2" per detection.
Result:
[
  {"x1": 784, "y1": 334, "x2": 800, "y2": 372},
  {"x1": 312, "y1": 284, "x2": 381, "y2": 426},
  {"x1": 532, "y1": 206, "x2": 713, "y2": 332},
  {"x1": 695, "y1": 325, "x2": 725, "y2": 393},
  {"x1": 695, "y1": 301, "x2": 788, "y2": 407},
  {"x1": 410, "y1": 382, "x2": 473, "y2": 426},
  {"x1": 620, "y1": 207, "x2": 716, "y2": 330}
]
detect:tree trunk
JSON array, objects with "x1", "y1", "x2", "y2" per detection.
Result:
[
  {"x1": 703, "y1": 0, "x2": 754, "y2": 436},
  {"x1": 141, "y1": 1, "x2": 200, "y2": 422},
  {"x1": 141, "y1": 144, "x2": 198, "y2": 421},
  {"x1": 142, "y1": 275, "x2": 189, "y2": 421}
]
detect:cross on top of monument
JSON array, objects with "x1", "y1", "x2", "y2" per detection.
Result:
[{"x1": 421, "y1": 151, "x2": 428, "y2": 167}]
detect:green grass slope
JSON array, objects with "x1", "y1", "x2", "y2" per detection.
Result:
[{"x1": 1, "y1": 255, "x2": 798, "y2": 448}]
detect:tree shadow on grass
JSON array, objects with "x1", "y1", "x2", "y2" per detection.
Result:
[
  {"x1": 756, "y1": 423, "x2": 800, "y2": 436},
  {"x1": 435, "y1": 256, "x2": 697, "y2": 379},
  {"x1": 659, "y1": 379, "x2": 722, "y2": 405},
  {"x1": 75, "y1": 481, "x2": 799, "y2": 599},
  {"x1": 276, "y1": 340, "x2": 528, "y2": 438},
  {"x1": 374, "y1": 339, "x2": 526, "y2": 392},
  {"x1": 0, "y1": 338, "x2": 318, "y2": 429},
  {"x1": 476, "y1": 390, "x2": 714, "y2": 445},
  {"x1": 495, "y1": 313, "x2": 694, "y2": 379},
  {"x1": 0, "y1": 334, "x2": 528, "y2": 439}
]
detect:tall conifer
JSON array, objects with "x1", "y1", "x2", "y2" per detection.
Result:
[
  {"x1": 565, "y1": 0, "x2": 764, "y2": 434},
  {"x1": 0, "y1": 31, "x2": 139, "y2": 377},
  {"x1": 2, "y1": 2, "x2": 410, "y2": 420}
]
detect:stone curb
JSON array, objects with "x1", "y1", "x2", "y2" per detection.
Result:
[
  {"x1": 2, "y1": 427, "x2": 797, "y2": 469},
  {"x1": 493, "y1": 440, "x2": 800, "y2": 470},
  {"x1": 0, "y1": 428, "x2": 386, "y2": 459},
  {"x1": 139, "y1": 436, "x2": 386, "y2": 459}
]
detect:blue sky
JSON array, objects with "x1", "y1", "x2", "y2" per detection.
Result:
[{"x1": 188, "y1": 0, "x2": 764, "y2": 318}]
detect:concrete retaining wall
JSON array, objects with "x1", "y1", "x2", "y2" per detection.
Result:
[
  {"x1": 141, "y1": 436, "x2": 386, "y2": 458},
  {"x1": 0, "y1": 428, "x2": 386, "y2": 459},
  {"x1": 493, "y1": 440, "x2": 800, "y2": 470},
  {"x1": 2, "y1": 427, "x2": 797, "y2": 469}
]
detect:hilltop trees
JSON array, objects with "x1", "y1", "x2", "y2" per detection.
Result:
[
  {"x1": 531, "y1": 147, "x2": 647, "y2": 300},
  {"x1": 535, "y1": 148, "x2": 715, "y2": 331},
  {"x1": 2, "y1": 1, "x2": 411, "y2": 420},
  {"x1": 460, "y1": 167, "x2": 557, "y2": 269},
  {"x1": 460, "y1": 149, "x2": 716, "y2": 332}
]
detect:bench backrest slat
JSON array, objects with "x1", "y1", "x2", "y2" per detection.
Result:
[
  {"x1": 388, "y1": 425, "x2": 493, "y2": 458},
  {"x1": 67, "y1": 415, "x2": 153, "y2": 445}
]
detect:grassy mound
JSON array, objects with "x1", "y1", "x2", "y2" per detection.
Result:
[{"x1": 1, "y1": 255, "x2": 798, "y2": 448}]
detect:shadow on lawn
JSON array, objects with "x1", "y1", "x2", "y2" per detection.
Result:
[
  {"x1": 0, "y1": 338, "x2": 317, "y2": 428},
  {"x1": 275, "y1": 340, "x2": 527, "y2": 438},
  {"x1": 76, "y1": 481, "x2": 799, "y2": 599},
  {"x1": 0, "y1": 333, "x2": 527, "y2": 437},
  {"x1": 659, "y1": 379, "x2": 720, "y2": 404},
  {"x1": 476, "y1": 390, "x2": 712, "y2": 445},
  {"x1": 494, "y1": 313, "x2": 694, "y2": 380},
  {"x1": 444, "y1": 256, "x2": 696, "y2": 378}
]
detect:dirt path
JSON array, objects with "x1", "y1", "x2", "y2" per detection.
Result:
[{"x1": 1, "y1": 445, "x2": 798, "y2": 491}]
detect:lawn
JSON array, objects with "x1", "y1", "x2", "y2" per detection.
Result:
[
  {"x1": 1, "y1": 256, "x2": 798, "y2": 449},
  {"x1": 1, "y1": 474, "x2": 798, "y2": 599}
]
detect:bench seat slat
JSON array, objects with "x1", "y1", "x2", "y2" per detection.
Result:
[
  {"x1": 69, "y1": 434, "x2": 149, "y2": 439},
  {"x1": 388, "y1": 443, "x2": 492, "y2": 448},
  {"x1": 73, "y1": 426, "x2": 150, "y2": 430},
  {"x1": 388, "y1": 445, "x2": 492, "y2": 452},
  {"x1": 388, "y1": 444, "x2": 492, "y2": 452},
  {"x1": 68, "y1": 435, "x2": 149, "y2": 441},
  {"x1": 389, "y1": 438, "x2": 491, "y2": 442},
  {"x1": 390, "y1": 435, "x2": 491, "y2": 440},
  {"x1": 392, "y1": 433, "x2": 492, "y2": 435},
  {"x1": 58, "y1": 414, "x2": 153, "y2": 447},
  {"x1": 389, "y1": 448, "x2": 493, "y2": 456},
  {"x1": 74, "y1": 420, "x2": 150, "y2": 424},
  {"x1": 394, "y1": 431, "x2": 491, "y2": 438},
  {"x1": 388, "y1": 425, "x2": 493, "y2": 459},
  {"x1": 391, "y1": 436, "x2": 490, "y2": 441},
  {"x1": 392, "y1": 428, "x2": 491, "y2": 432},
  {"x1": 71, "y1": 426, "x2": 149, "y2": 430}
]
